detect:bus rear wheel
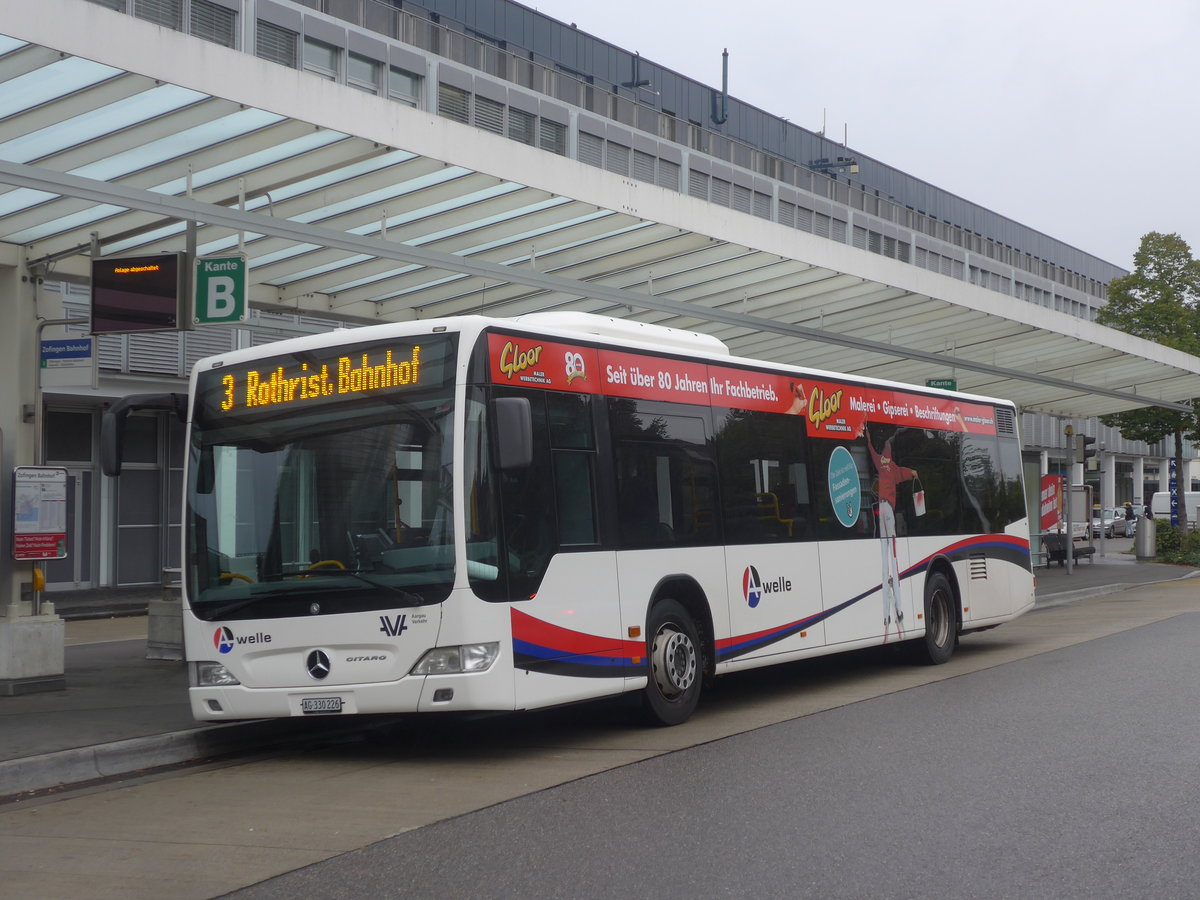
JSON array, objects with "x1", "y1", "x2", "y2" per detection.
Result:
[
  {"x1": 641, "y1": 599, "x2": 702, "y2": 726},
  {"x1": 915, "y1": 571, "x2": 957, "y2": 665}
]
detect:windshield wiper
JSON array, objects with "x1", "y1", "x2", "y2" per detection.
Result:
[
  {"x1": 336, "y1": 569, "x2": 426, "y2": 605},
  {"x1": 198, "y1": 571, "x2": 427, "y2": 620}
]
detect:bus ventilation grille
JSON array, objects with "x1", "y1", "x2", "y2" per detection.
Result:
[
  {"x1": 994, "y1": 407, "x2": 1016, "y2": 435},
  {"x1": 968, "y1": 552, "x2": 988, "y2": 580}
]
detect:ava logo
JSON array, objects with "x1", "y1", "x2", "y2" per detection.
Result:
[
  {"x1": 564, "y1": 351, "x2": 587, "y2": 385},
  {"x1": 743, "y1": 566, "x2": 764, "y2": 608},
  {"x1": 214, "y1": 626, "x2": 235, "y2": 654}
]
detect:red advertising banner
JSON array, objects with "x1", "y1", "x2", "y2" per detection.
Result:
[
  {"x1": 1039, "y1": 474, "x2": 1065, "y2": 533},
  {"x1": 486, "y1": 332, "x2": 998, "y2": 437},
  {"x1": 487, "y1": 333, "x2": 597, "y2": 394}
]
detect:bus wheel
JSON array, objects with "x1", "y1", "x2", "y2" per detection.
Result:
[
  {"x1": 642, "y1": 599, "x2": 702, "y2": 726},
  {"x1": 916, "y1": 571, "x2": 957, "y2": 665}
]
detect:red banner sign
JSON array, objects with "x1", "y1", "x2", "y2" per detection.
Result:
[
  {"x1": 1039, "y1": 474, "x2": 1065, "y2": 532},
  {"x1": 486, "y1": 332, "x2": 998, "y2": 437}
]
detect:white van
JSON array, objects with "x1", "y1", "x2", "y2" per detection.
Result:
[{"x1": 1149, "y1": 491, "x2": 1200, "y2": 524}]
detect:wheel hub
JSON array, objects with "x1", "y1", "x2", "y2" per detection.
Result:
[{"x1": 651, "y1": 626, "x2": 697, "y2": 697}]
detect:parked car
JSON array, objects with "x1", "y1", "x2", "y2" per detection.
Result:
[{"x1": 1092, "y1": 507, "x2": 1134, "y2": 537}]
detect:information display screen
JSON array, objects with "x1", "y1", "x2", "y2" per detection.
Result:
[{"x1": 91, "y1": 253, "x2": 184, "y2": 334}]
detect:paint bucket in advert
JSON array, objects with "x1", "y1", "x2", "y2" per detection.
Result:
[{"x1": 912, "y1": 478, "x2": 926, "y2": 517}]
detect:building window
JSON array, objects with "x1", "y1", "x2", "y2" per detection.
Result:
[
  {"x1": 508, "y1": 108, "x2": 535, "y2": 145},
  {"x1": 133, "y1": 0, "x2": 183, "y2": 29},
  {"x1": 656, "y1": 159, "x2": 680, "y2": 190},
  {"x1": 256, "y1": 21, "x2": 297, "y2": 68},
  {"x1": 45, "y1": 411, "x2": 94, "y2": 463},
  {"x1": 190, "y1": 0, "x2": 236, "y2": 48},
  {"x1": 578, "y1": 132, "x2": 603, "y2": 168},
  {"x1": 347, "y1": 53, "x2": 380, "y2": 93},
  {"x1": 604, "y1": 141, "x2": 630, "y2": 176},
  {"x1": 389, "y1": 66, "x2": 420, "y2": 106},
  {"x1": 303, "y1": 37, "x2": 339, "y2": 80},
  {"x1": 474, "y1": 95, "x2": 504, "y2": 134},
  {"x1": 539, "y1": 120, "x2": 567, "y2": 156},
  {"x1": 437, "y1": 83, "x2": 470, "y2": 124}
]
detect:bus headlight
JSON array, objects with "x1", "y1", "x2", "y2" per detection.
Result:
[
  {"x1": 410, "y1": 642, "x2": 499, "y2": 675},
  {"x1": 192, "y1": 661, "x2": 241, "y2": 686}
]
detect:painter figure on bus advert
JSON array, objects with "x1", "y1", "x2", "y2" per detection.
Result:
[{"x1": 868, "y1": 432, "x2": 918, "y2": 642}]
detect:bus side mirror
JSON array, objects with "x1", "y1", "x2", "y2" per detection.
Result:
[
  {"x1": 492, "y1": 396, "x2": 532, "y2": 470},
  {"x1": 101, "y1": 392, "x2": 188, "y2": 476}
]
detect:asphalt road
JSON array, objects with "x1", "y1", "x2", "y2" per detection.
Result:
[
  {"x1": 231, "y1": 612, "x2": 1200, "y2": 900},
  {"x1": 4, "y1": 578, "x2": 1199, "y2": 899}
]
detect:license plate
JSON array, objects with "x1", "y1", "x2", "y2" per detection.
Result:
[{"x1": 300, "y1": 697, "x2": 343, "y2": 714}]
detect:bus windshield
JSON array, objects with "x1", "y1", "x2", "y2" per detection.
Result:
[{"x1": 186, "y1": 334, "x2": 457, "y2": 621}]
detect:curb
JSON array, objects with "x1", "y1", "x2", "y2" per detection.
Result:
[
  {"x1": 1035, "y1": 568, "x2": 1200, "y2": 610},
  {"x1": 0, "y1": 717, "x2": 374, "y2": 800}
]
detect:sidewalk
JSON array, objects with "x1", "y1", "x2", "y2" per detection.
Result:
[
  {"x1": 2, "y1": 544, "x2": 1197, "y2": 801},
  {"x1": 1031, "y1": 536, "x2": 1198, "y2": 604}
]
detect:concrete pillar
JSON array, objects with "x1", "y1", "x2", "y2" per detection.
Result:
[
  {"x1": 0, "y1": 258, "x2": 66, "y2": 695},
  {"x1": 1101, "y1": 453, "x2": 1116, "y2": 511},
  {"x1": 1040, "y1": 450, "x2": 1049, "y2": 475},
  {"x1": 1133, "y1": 457, "x2": 1145, "y2": 509}
]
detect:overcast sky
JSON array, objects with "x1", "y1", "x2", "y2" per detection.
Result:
[{"x1": 527, "y1": 0, "x2": 1199, "y2": 270}]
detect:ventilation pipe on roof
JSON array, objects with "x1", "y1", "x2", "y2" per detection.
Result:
[{"x1": 710, "y1": 48, "x2": 729, "y2": 125}]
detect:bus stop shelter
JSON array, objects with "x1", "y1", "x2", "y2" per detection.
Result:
[{"x1": 3, "y1": 3, "x2": 1200, "y2": 690}]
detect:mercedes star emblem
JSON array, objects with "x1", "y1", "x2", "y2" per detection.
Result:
[{"x1": 306, "y1": 649, "x2": 331, "y2": 680}]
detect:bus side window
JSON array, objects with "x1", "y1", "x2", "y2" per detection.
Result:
[
  {"x1": 891, "y1": 429, "x2": 962, "y2": 537},
  {"x1": 498, "y1": 391, "x2": 554, "y2": 594},
  {"x1": 715, "y1": 407, "x2": 812, "y2": 543},
  {"x1": 609, "y1": 398, "x2": 718, "y2": 548},
  {"x1": 960, "y1": 434, "x2": 1002, "y2": 534},
  {"x1": 547, "y1": 392, "x2": 598, "y2": 547}
]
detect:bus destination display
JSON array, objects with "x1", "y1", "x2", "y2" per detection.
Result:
[{"x1": 198, "y1": 336, "x2": 450, "y2": 419}]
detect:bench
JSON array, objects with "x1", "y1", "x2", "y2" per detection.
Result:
[{"x1": 1042, "y1": 533, "x2": 1095, "y2": 567}]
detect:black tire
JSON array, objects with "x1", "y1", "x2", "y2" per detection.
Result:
[
  {"x1": 915, "y1": 571, "x2": 957, "y2": 665},
  {"x1": 641, "y1": 599, "x2": 703, "y2": 726}
]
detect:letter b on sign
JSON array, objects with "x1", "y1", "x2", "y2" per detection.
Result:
[{"x1": 194, "y1": 255, "x2": 247, "y2": 324}]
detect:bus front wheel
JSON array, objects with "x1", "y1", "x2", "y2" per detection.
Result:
[
  {"x1": 916, "y1": 571, "x2": 957, "y2": 665},
  {"x1": 642, "y1": 599, "x2": 702, "y2": 726}
]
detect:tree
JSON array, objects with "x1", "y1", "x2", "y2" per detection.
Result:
[{"x1": 1097, "y1": 232, "x2": 1200, "y2": 530}]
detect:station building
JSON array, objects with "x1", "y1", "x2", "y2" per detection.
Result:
[{"x1": 3, "y1": 0, "x2": 1199, "y2": 597}]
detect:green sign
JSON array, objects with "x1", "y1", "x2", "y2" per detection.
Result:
[
  {"x1": 194, "y1": 255, "x2": 247, "y2": 324},
  {"x1": 926, "y1": 378, "x2": 957, "y2": 391}
]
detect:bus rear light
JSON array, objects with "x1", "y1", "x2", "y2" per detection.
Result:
[
  {"x1": 410, "y1": 642, "x2": 499, "y2": 675},
  {"x1": 193, "y1": 661, "x2": 240, "y2": 687}
]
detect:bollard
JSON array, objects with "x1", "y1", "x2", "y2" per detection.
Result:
[
  {"x1": 147, "y1": 567, "x2": 184, "y2": 661},
  {"x1": 1135, "y1": 516, "x2": 1157, "y2": 561}
]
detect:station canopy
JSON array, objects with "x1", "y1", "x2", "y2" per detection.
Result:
[{"x1": 3, "y1": 12, "x2": 1200, "y2": 420}]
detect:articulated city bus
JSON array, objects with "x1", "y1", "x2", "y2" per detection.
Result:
[{"x1": 103, "y1": 311, "x2": 1034, "y2": 726}]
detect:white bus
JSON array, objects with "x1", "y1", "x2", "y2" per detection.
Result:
[{"x1": 103, "y1": 312, "x2": 1035, "y2": 726}]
